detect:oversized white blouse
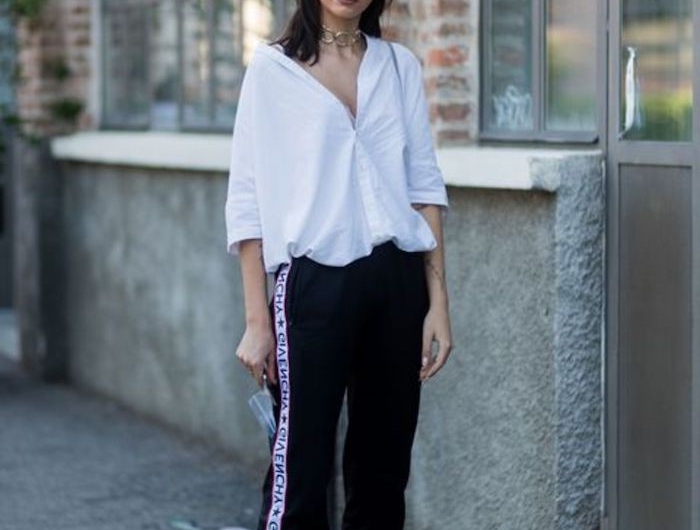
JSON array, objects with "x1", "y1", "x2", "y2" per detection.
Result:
[{"x1": 224, "y1": 30, "x2": 450, "y2": 274}]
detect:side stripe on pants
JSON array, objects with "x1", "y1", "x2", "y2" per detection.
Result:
[{"x1": 266, "y1": 262, "x2": 292, "y2": 530}]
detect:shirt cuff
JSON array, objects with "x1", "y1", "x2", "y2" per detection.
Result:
[
  {"x1": 409, "y1": 191, "x2": 450, "y2": 218},
  {"x1": 409, "y1": 191, "x2": 450, "y2": 227},
  {"x1": 227, "y1": 227, "x2": 263, "y2": 256}
]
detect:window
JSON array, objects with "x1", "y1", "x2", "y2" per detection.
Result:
[
  {"x1": 620, "y1": 0, "x2": 693, "y2": 141},
  {"x1": 481, "y1": 0, "x2": 599, "y2": 142},
  {"x1": 101, "y1": 0, "x2": 291, "y2": 131}
]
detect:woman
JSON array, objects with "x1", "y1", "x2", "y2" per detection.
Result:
[{"x1": 224, "y1": 0, "x2": 453, "y2": 527}]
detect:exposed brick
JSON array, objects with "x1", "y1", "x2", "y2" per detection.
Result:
[
  {"x1": 430, "y1": 0, "x2": 470, "y2": 17},
  {"x1": 383, "y1": 0, "x2": 478, "y2": 145},
  {"x1": 410, "y1": 2, "x2": 428, "y2": 19},
  {"x1": 437, "y1": 128, "x2": 473, "y2": 144},
  {"x1": 430, "y1": 102, "x2": 471, "y2": 122},
  {"x1": 71, "y1": 34, "x2": 90, "y2": 47},
  {"x1": 426, "y1": 73, "x2": 472, "y2": 97},
  {"x1": 416, "y1": 20, "x2": 471, "y2": 44},
  {"x1": 437, "y1": 20, "x2": 469, "y2": 38},
  {"x1": 15, "y1": 0, "x2": 92, "y2": 136},
  {"x1": 425, "y1": 45, "x2": 469, "y2": 68},
  {"x1": 384, "y1": 2, "x2": 410, "y2": 18}
]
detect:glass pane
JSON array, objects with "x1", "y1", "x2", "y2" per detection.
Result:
[
  {"x1": 231, "y1": 0, "x2": 277, "y2": 120},
  {"x1": 102, "y1": 0, "x2": 150, "y2": 127},
  {"x1": 620, "y1": 0, "x2": 693, "y2": 141},
  {"x1": 102, "y1": 0, "x2": 288, "y2": 130},
  {"x1": 241, "y1": 0, "x2": 277, "y2": 59},
  {"x1": 546, "y1": 0, "x2": 597, "y2": 131},
  {"x1": 211, "y1": 0, "x2": 243, "y2": 128},
  {"x1": 182, "y1": 0, "x2": 211, "y2": 127},
  {"x1": 182, "y1": 0, "x2": 276, "y2": 129},
  {"x1": 485, "y1": 0, "x2": 534, "y2": 131},
  {"x1": 150, "y1": 0, "x2": 179, "y2": 129}
]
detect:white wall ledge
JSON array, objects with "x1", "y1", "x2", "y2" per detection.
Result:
[
  {"x1": 51, "y1": 131, "x2": 602, "y2": 192},
  {"x1": 437, "y1": 146, "x2": 602, "y2": 192},
  {"x1": 51, "y1": 131, "x2": 231, "y2": 173}
]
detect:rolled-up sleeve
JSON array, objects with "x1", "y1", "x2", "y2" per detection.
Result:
[
  {"x1": 224, "y1": 59, "x2": 262, "y2": 256},
  {"x1": 401, "y1": 51, "x2": 450, "y2": 217}
]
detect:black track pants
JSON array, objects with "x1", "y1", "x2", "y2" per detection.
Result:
[{"x1": 256, "y1": 240, "x2": 430, "y2": 530}]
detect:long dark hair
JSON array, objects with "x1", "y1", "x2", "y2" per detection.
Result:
[{"x1": 269, "y1": 0, "x2": 393, "y2": 66}]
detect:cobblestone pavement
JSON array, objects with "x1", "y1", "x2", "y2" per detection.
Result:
[{"x1": 0, "y1": 356, "x2": 260, "y2": 530}]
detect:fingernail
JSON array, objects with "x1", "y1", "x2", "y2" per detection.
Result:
[{"x1": 422, "y1": 356, "x2": 428, "y2": 367}]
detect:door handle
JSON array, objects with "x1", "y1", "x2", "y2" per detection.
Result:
[{"x1": 619, "y1": 46, "x2": 641, "y2": 139}]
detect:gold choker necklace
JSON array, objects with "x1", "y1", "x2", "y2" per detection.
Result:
[{"x1": 320, "y1": 24, "x2": 363, "y2": 46}]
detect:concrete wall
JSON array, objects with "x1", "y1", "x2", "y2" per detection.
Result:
[
  {"x1": 58, "y1": 161, "x2": 268, "y2": 467},
  {"x1": 406, "y1": 184, "x2": 559, "y2": 529},
  {"x1": 54, "y1": 152, "x2": 604, "y2": 530},
  {"x1": 13, "y1": 137, "x2": 68, "y2": 379},
  {"x1": 403, "y1": 155, "x2": 604, "y2": 530}
]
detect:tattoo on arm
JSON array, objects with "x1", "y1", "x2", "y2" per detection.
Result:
[
  {"x1": 257, "y1": 241, "x2": 264, "y2": 269},
  {"x1": 424, "y1": 255, "x2": 445, "y2": 288}
]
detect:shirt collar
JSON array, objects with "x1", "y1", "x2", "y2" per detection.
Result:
[{"x1": 256, "y1": 30, "x2": 379, "y2": 87}]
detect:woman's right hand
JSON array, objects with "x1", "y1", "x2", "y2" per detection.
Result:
[
  {"x1": 236, "y1": 319, "x2": 277, "y2": 388},
  {"x1": 235, "y1": 238, "x2": 277, "y2": 387}
]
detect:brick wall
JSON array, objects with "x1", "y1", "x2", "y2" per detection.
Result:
[
  {"x1": 384, "y1": 0, "x2": 478, "y2": 145},
  {"x1": 15, "y1": 0, "x2": 92, "y2": 136}
]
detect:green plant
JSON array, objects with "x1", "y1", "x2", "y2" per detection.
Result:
[
  {"x1": 42, "y1": 56, "x2": 71, "y2": 82},
  {"x1": 1, "y1": 0, "x2": 49, "y2": 135},
  {"x1": 48, "y1": 97, "x2": 83, "y2": 123},
  {"x1": 625, "y1": 92, "x2": 692, "y2": 141},
  {"x1": 1, "y1": 0, "x2": 85, "y2": 134},
  {"x1": 8, "y1": 0, "x2": 48, "y2": 24}
]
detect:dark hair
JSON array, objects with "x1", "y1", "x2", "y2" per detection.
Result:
[{"x1": 270, "y1": 0, "x2": 393, "y2": 66}]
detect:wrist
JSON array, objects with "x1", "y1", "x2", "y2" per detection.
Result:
[
  {"x1": 246, "y1": 311, "x2": 271, "y2": 329},
  {"x1": 428, "y1": 288, "x2": 449, "y2": 310}
]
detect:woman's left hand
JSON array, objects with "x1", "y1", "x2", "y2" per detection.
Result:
[{"x1": 419, "y1": 302, "x2": 453, "y2": 381}]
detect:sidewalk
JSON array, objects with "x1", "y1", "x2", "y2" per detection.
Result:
[{"x1": 0, "y1": 354, "x2": 261, "y2": 530}]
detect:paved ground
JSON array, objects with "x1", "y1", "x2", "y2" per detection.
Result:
[{"x1": 0, "y1": 355, "x2": 261, "y2": 530}]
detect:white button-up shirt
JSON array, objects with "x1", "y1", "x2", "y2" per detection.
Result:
[{"x1": 224, "y1": 31, "x2": 449, "y2": 274}]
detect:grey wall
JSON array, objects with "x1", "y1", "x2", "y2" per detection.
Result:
[
  {"x1": 59, "y1": 162, "x2": 270, "y2": 468},
  {"x1": 14, "y1": 137, "x2": 68, "y2": 379},
  {"x1": 53, "y1": 154, "x2": 604, "y2": 530},
  {"x1": 405, "y1": 184, "x2": 559, "y2": 529}
]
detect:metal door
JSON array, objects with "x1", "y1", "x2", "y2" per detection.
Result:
[{"x1": 605, "y1": 0, "x2": 699, "y2": 529}]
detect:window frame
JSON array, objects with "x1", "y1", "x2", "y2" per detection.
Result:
[
  {"x1": 98, "y1": 0, "x2": 288, "y2": 134},
  {"x1": 479, "y1": 0, "x2": 605, "y2": 144}
]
